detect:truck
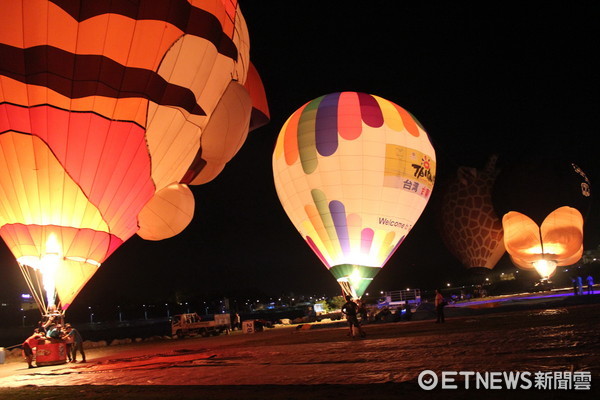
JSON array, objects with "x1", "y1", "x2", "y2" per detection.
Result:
[{"x1": 171, "y1": 313, "x2": 231, "y2": 338}]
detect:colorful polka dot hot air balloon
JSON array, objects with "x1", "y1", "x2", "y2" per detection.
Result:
[
  {"x1": 0, "y1": 0, "x2": 268, "y2": 315},
  {"x1": 273, "y1": 92, "x2": 436, "y2": 298}
]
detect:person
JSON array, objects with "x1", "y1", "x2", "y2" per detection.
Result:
[
  {"x1": 434, "y1": 289, "x2": 446, "y2": 323},
  {"x1": 577, "y1": 276, "x2": 584, "y2": 296},
  {"x1": 61, "y1": 325, "x2": 74, "y2": 362},
  {"x1": 357, "y1": 300, "x2": 368, "y2": 323},
  {"x1": 65, "y1": 324, "x2": 86, "y2": 363},
  {"x1": 587, "y1": 274, "x2": 595, "y2": 295},
  {"x1": 571, "y1": 276, "x2": 578, "y2": 295},
  {"x1": 403, "y1": 302, "x2": 412, "y2": 321},
  {"x1": 42, "y1": 314, "x2": 57, "y2": 333},
  {"x1": 22, "y1": 329, "x2": 44, "y2": 368},
  {"x1": 234, "y1": 313, "x2": 241, "y2": 330},
  {"x1": 341, "y1": 295, "x2": 366, "y2": 338}
]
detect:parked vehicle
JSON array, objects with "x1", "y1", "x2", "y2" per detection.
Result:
[{"x1": 171, "y1": 313, "x2": 230, "y2": 338}]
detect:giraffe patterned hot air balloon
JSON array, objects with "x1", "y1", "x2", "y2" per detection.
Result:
[
  {"x1": 438, "y1": 155, "x2": 505, "y2": 271},
  {"x1": 0, "y1": 0, "x2": 268, "y2": 314},
  {"x1": 273, "y1": 92, "x2": 436, "y2": 298}
]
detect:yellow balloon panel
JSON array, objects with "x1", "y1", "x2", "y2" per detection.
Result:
[
  {"x1": 54, "y1": 258, "x2": 99, "y2": 310},
  {"x1": 273, "y1": 92, "x2": 436, "y2": 271},
  {"x1": 0, "y1": 133, "x2": 108, "y2": 233}
]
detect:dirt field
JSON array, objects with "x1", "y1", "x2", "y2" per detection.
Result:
[{"x1": 1, "y1": 299, "x2": 599, "y2": 399}]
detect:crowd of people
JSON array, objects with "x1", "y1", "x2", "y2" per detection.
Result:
[{"x1": 22, "y1": 314, "x2": 85, "y2": 368}]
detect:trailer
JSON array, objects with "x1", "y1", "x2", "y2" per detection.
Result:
[
  {"x1": 377, "y1": 289, "x2": 421, "y2": 309},
  {"x1": 171, "y1": 313, "x2": 231, "y2": 338}
]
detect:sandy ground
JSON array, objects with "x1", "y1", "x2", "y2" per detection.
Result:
[{"x1": 0, "y1": 299, "x2": 599, "y2": 399}]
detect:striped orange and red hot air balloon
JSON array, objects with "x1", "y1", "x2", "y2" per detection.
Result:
[{"x1": 0, "y1": 0, "x2": 268, "y2": 314}]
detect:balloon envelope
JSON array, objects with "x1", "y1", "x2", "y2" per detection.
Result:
[
  {"x1": 492, "y1": 157, "x2": 590, "y2": 277},
  {"x1": 273, "y1": 92, "x2": 436, "y2": 298},
  {"x1": 438, "y1": 156, "x2": 505, "y2": 270},
  {"x1": 0, "y1": 0, "x2": 266, "y2": 313},
  {"x1": 502, "y1": 206, "x2": 584, "y2": 278}
]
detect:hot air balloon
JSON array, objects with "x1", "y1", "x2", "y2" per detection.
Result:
[
  {"x1": 272, "y1": 92, "x2": 436, "y2": 298},
  {"x1": 438, "y1": 155, "x2": 505, "y2": 271},
  {"x1": 0, "y1": 0, "x2": 268, "y2": 315},
  {"x1": 502, "y1": 206, "x2": 584, "y2": 279},
  {"x1": 493, "y1": 158, "x2": 591, "y2": 278}
]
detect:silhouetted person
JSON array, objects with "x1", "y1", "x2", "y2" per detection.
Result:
[
  {"x1": 571, "y1": 276, "x2": 578, "y2": 295},
  {"x1": 65, "y1": 324, "x2": 86, "y2": 363},
  {"x1": 404, "y1": 303, "x2": 412, "y2": 321},
  {"x1": 341, "y1": 295, "x2": 366, "y2": 338},
  {"x1": 357, "y1": 300, "x2": 368, "y2": 323},
  {"x1": 434, "y1": 289, "x2": 446, "y2": 323},
  {"x1": 577, "y1": 276, "x2": 584, "y2": 296},
  {"x1": 587, "y1": 275, "x2": 595, "y2": 295}
]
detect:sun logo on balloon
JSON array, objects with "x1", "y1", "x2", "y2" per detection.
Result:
[{"x1": 422, "y1": 156, "x2": 432, "y2": 170}]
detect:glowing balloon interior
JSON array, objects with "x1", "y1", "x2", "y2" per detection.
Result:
[
  {"x1": 273, "y1": 92, "x2": 436, "y2": 298},
  {"x1": 502, "y1": 206, "x2": 584, "y2": 279},
  {"x1": 0, "y1": 0, "x2": 268, "y2": 314}
]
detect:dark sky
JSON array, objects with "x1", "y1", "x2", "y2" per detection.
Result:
[{"x1": 1, "y1": 2, "x2": 599, "y2": 308}]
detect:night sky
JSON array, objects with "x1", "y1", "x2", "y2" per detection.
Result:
[{"x1": 1, "y1": 2, "x2": 599, "y2": 310}]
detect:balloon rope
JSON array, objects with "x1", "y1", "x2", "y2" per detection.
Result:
[{"x1": 17, "y1": 263, "x2": 48, "y2": 315}]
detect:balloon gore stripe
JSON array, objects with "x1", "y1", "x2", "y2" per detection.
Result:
[
  {"x1": 0, "y1": 44, "x2": 205, "y2": 116},
  {"x1": 315, "y1": 92, "x2": 340, "y2": 157},
  {"x1": 49, "y1": 0, "x2": 238, "y2": 60},
  {"x1": 330, "y1": 200, "x2": 350, "y2": 255}
]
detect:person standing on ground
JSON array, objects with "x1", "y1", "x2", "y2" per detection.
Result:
[
  {"x1": 577, "y1": 276, "x2": 584, "y2": 296},
  {"x1": 357, "y1": 300, "x2": 368, "y2": 323},
  {"x1": 587, "y1": 274, "x2": 595, "y2": 295},
  {"x1": 65, "y1": 323, "x2": 86, "y2": 363},
  {"x1": 232, "y1": 312, "x2": 241, "y2": 330},
  {"x1": 341, "y1": 295, "x2": 366, "y2": 338},
  {"x1": 22, "y1": 329, "x2": 44, "y2": 368},
  {"x1": 571, "y1": 276, "x2": 578, "y2": 295},
  {"x1": 61, "y1": 325, "x2": 74, "y2": 361},
  {"x1": 434, "y1": 289, "x2": 446, "y2": 323},
  {"x1": 403, "y1": 302, "x2": 412, "y2": 321}
]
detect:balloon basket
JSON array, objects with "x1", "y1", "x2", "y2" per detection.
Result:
[{"x1": 35, "y1": 342, "x2": 68, "y2": 366}]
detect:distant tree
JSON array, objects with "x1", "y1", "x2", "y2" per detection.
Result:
[{"x1": 327, "y1": 296, "x2": 346, "y2": 311}]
